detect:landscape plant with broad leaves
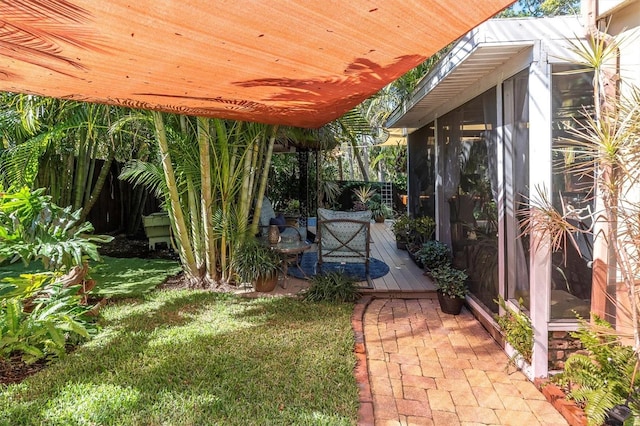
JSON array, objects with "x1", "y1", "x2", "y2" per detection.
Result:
[{"x1": 0, "y1": 187, "x2": 111, "y2": 365}]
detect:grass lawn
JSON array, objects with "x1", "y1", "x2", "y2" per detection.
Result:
[
  {"x1": 0, "y1": 290, "x2": 358, "y2": 425},
  {"x1": 0, "y1": 256, "x2": 182, "y2": 299}
]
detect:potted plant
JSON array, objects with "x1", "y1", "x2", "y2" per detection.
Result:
[
  {"x1": 407, "y1": 216, "x2": 436, "y2": 248},
  {"x1": 405, "y1": 216, "x2": 436, "y2": 265},
  {"x1": 430, "y1": 265, "x2": 468, "y2": 315},
  {"x1": 392, "y1": 213, "x2": 411, "y2": 249},
  {"x1": 368, "y1": 199, "x2": 393, "y2": 223},
  {"x1": 281, "y1": 199, "x2": 301, "y2": 226},
  {"x1": 352, "y1": 185, "x2": 376, "y2": 212},
  {"x1": 231, "y1": 237, "x2": 281, "y2": 292},
  {"x1": 415, "y1": 240, "x2": 451, "y2": 272}
]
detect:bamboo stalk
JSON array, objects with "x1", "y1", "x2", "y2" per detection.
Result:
[
  {"x1": 197, "y1": 116, "x2": 216, "y2": 282},
  {"x1": 152, "y1": 111, "x2": 199, "y2": 281},
  {"x1": 250, "y1": 125, "x2": 278, "y2": 236},
  {"x1": 78, "y1": 152, "x2": 114, "y2": 223}
]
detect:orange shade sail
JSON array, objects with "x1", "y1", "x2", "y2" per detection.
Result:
[{"x1": 0, "y1": 1, "x2": 513, "y2": 128}]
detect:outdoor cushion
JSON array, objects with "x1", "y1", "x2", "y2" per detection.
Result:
[
  {"x1": 258, "y1": 197, "x2": 301, "y2": 240},
  {"x1": 269, "y1": 214, "x2": 287, "y2": 232},
  {"x1": 259, "y1": 196, "x2": 277, "y2": 228},
  {"x1": 317, "y1": 208, "x2": 372, "y2": 222},
  {"x1": 317, "y1": 208, "x2": 371, "y2": 263}
]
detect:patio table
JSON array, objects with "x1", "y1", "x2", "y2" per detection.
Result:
[{"x1": 266, "y1": 239, "x2": 312, "y2": 289}]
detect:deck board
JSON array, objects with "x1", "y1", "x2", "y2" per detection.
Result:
[
  {"x1": 368, "y1": 221, "x2": 435, "y2": 293},
  {"x1": 305, "y1": 221, "x2": 435, "y2": 294}
]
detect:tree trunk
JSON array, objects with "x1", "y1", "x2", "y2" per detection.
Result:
[
  {"x1": 197, "y1": 116, "x2": 216, "y2": 282},
  {"x1": 250, "y1": 125, "x2": 278, "y2": 236},
  {"x1": 152, "y1": 111, "x2": 199, "y2": 282},
  {"x1": 79, "y1": 152, "x2": 114, "y2": 223}
]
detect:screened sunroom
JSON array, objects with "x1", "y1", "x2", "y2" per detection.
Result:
[{"x1": 387, "y1": 16, "x2": 596, "y2": 378}]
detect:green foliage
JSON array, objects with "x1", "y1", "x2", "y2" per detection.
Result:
[
  {"x1": 498, "y1": 0, "x2": 580, "y2": 18},
  {"x1": 352, "y1": 184, "x2": 376, "y2": 211},
  {"x1": 415, "y1": 240, "x2": 452, "y2": 270},
  {"x1": 391, "y1": 213, "x2": 411, "y2": 240},
  {"x1": 302, "y1": 272, "x2": 361, "y2": 303},
  {"x1": 267, "y1": 153, "x2": 300, "y2": 211},
  {"x1": 0, "y1": 272, "x2": 51, "y2": 300},
  {"x1": 0, "y1": 187, "x2": 108, "y2": 364},
  {"x1": 430, "y1": 265, "x2": 468, "y2": 299},
  {"x1": 282, "y1": 198, "x2": 300, "y2": 214},
  {"x1": 368, "y1": 199, "x2": 393, "y2": 220},
  {"x1": 407, "y1": 216, "x2": 436, "y2": 247},
  {"x1": 231, "y1": 237, "x2": 281, "y2": 283},
  {"x1": 494, "y1": 297, "x2": 533, "y2": 364},
  {"x1": 553, "y1": 317, "x2": 639, "y2": 426},
  {"x1": 318, "y1": 163, "x2": 342, "y2": 208},
  {"x1": 0, "y1": 278, "x2": 98, "y2": 364},
  {"x1": 391, "y1": 214, "x2": 435, "y2": 248},
  {"x1": 393, "y1": 173, "x2": 407, "y2": 193},
  {"x1": 0, "y1": 187, "x2": 112, "y2": 269}
]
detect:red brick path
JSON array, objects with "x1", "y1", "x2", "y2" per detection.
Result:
[{"x1": 353, "y1": 297, "x2": 569, "y2": 426}]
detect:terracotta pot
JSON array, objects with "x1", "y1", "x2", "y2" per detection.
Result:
[
  {"x1": 254, "y1": 271, "x2": 278, "y2": 292},
  {"x1": 374, "y1": 215, "x2": 385, "y2": 223},
  {"x1": 437, "y1": 292, "x2": 465, "y2": 315}
]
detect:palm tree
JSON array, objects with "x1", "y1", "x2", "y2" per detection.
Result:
[{"x1": 120, "y1": 112, "x2": 278, "y2": 287}]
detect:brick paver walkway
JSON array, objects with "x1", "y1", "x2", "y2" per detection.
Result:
[{"x1": 359, "y1": 298, "x2": 568, "y2": 425}]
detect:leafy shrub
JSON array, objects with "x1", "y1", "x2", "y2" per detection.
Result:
[
  {"x1": 430, "y1": 265, "x2": 468, "y2": 299},
  {"x1": 415, "y1": 240, "x2": 451, "y2": 270},
  {"x1": 0, "y1": 279, "x2": 98, "y2": 364},
  {"x1": 494, "y1": 297, "x2": 533, "y2": 364},
  {"x1": 408, "y1": 216, "x2": 436, "y2": 246},
  {"x1": 0, "y1": 188, "x2": 109, "y2": 364},
  {"x1": 391, "y1": 213, "x2": 411, "y2": 241},
  {"x1": 368, "y1": 199, "x2": 393, "y2": 220},
  {"x1": 553, "y1": 316, "x2": 639, "y2": 425},
  {"x1": 231, "y1": 237, "x2": 281, "y2": 283},
  {"x1": 302, "y1": 272, "x2": 361, "y2": 303},
  {"x1": 0, "y1": 187, "x2": 111, "y2": 268}
]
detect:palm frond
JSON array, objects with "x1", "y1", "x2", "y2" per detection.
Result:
[
  {"x1": 118, "y1": 160, "x2": 167, "y2": 200},
  {"x1": 0, "y1": 132, "x2": 50, "y2": 189}
]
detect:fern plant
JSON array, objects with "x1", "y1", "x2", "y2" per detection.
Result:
[
  {"x1": 0, "y1": 281, "x2": 97, "y2": 364},
  {"x1": 553, "y1": 316, "x2": 639, "y2": 426}
]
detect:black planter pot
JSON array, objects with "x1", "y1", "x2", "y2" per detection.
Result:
[
  {"x1": 395, "y1": 237, "x2": 407, "y2": 250},
  {"x1": 437, "y1": 292, "x2": 465, "y2": 315},
  {"x1": 407, "y1": 249, "x2": 424, "y2": 269}
]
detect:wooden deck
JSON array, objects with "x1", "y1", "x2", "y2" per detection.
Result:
[
  {"x1": 304, "y1": 221, "x2": 435, "y2": 296},
  {"x1": 366, "y1": 221, "x2": 436, "y2": 296}
]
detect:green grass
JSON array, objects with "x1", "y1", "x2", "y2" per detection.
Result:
[
  {"x1": 0, "y1": 291, "x2": 358, "y2": 425},
  {"x1": 0, "y1": 256, "x2": 182, "y2": 299},
  {"x1": 90, "y1": 257, "x2": 182, "y2": 298}
]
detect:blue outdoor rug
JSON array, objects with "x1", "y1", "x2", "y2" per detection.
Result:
[{"x1": 287, "y1": 251, "x2": 390, "y2": 282}]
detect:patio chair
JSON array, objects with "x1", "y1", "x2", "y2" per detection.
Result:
[
  {"x1": 258, "y1": 196, "x2": 303, "y2": 241},
  {"x1": 316, "y1": 208, "x2": 372, "y2": 284}
]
